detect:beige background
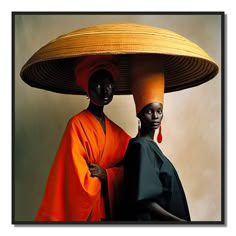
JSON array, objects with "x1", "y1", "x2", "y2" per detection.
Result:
[{"x1": 14, "y1": 14, "x2": 222, "y2": 222}]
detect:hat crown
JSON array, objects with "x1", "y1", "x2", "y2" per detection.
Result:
[{"x1": 130, "y1": 55, "x2": 165, "y2": 115}]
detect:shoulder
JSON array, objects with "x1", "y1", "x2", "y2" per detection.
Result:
[
  {"x1": 65, "y1": 110, "x2": 88, "y2": 130},
  {"x1": 129, "y1": 137, "x2": 150, "y2": 146},
  {"x1": 124, "y1": 138, "x2": 155, "y2": 166},
  {"x1": 126, "y1": 138, "x2": 159, "y2": 160},
  {"x1": 68, "y1": 110, "x2": 87, "y2": 124},
  {"x1": 106, "y1": 116, "x2": 122, "y2": 130},
  {"x1": 126, "y1": 137, "x2": 152, "y2": 153},
  {"x1": 106, "y1": 116, "x2": 131, "y2": 138}
]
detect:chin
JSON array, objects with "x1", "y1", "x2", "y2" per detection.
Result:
[
  {"x1": 103, "y1": 99, "x2": 112, "y2": 105},
  {"x1": 151, "y1": 126, "x2": 158, "y2": 130}
]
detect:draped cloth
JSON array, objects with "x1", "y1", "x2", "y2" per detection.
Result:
[
  {"x1": 122, "y1": 137, "x2": 191, "y2": 221},
  {"x1": 35, "y1": 110, "x2": 130, "y2": 222}
]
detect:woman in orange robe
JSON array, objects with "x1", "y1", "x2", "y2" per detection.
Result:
[{"x1": 35, "y1": 56, "x2": 130, "y2": 222}]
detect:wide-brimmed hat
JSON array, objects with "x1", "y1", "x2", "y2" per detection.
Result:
[{"x1": 20, "y1": 22, "x2": 219, "y2": 95}]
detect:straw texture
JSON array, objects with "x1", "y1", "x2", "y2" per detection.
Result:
[{"x1": 20, "y1": 22, "x2": 219, "y2": 95}]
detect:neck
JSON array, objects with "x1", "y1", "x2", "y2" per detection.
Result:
[
  {"x1": 87, "y1": 101, "x2": 106, "y2": 134},
  {"x1": 87, "y1": 101, "x2": 104, "y2": 119},
  {"x1": 139, "y1": 129, "x2": 155, "y2": 141}
]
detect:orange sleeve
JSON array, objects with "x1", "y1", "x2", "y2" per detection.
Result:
[
  {"x1": 106, "y1": 166, "x2": 124, "y2": 219},
  {"x1": 106, "y1": 130, "x2": 131, "y2": 219},
  {"x1": 35, "y1": 118, "x2": 102, "y2": 222}
]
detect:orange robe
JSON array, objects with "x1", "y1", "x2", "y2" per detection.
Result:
[{"x1": 35, "y1": 110, "x2": 130, "y2": 222}]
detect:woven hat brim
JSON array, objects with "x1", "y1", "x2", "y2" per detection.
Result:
[{"x1": 20, "y1": 23, "x2": 219, "y2": 95}]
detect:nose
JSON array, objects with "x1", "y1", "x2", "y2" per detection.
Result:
[
  {"x1": 104, "y1": 84, "x2": 109, "y2": 92},
  {"x1": 104, "y1": 83, "x2": 112, "y2": 94},
  {"x1": 152, "y1": 111, "x2": 159, "y2": 119}
]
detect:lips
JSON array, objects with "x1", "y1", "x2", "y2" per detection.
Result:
[
  {"x1": 152, "y1": 122, "x2": 160, "y2": 128},
  {"x1": 152, "y1": 122, "x2": 160, "y2": 126}
]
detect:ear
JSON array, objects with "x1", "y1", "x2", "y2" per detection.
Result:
[
  {"x1": 138, "y1": 118, "x2": 141, "y2": 130},
  {"x1": 137, "y1": 110, "x2": 144, "y2": 119},
  {"x1": 137, "y1": 113, "x2": 145, "y2": 127}
]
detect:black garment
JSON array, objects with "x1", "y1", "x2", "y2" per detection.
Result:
[{"x1": 122, "y1": 137, "x2": 191, "y2": 221}]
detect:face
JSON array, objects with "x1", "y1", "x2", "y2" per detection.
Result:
[
  {"x1": 88, "y1": 70, "x2": 115, "y2": 106},
  {"x1": 138, "y1": 102, "x2": 163, "y2": 131}
]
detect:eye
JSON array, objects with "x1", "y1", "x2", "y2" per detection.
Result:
[
  {"x1": 145, "y1": 109, "x2": 152, "y2": 114},
  {"x1": 96, "y1": 84, "x2": 101, "y2": 89},
  {"x1": 158, "y1": 109, "x2": 163, "y2": 114}
]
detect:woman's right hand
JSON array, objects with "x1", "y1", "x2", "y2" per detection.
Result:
[
  {"x1": 88, "y1": 163, "x2": 107, "y2": 182},
  {"x1": 145, "y1": 201, "x2": 187, "y2": 222}
]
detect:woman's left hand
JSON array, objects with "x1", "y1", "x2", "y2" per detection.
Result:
[{"x1": 88, "y1": 163, "x2": 107, "y2": 181}]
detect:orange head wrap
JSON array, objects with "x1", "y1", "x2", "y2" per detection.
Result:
[
  {"x1": 74, "y1": 55, "x2": 119, "y2": 96},
  {"x1": 130, "y1": 54, "x2": 165, "y2": 115}
]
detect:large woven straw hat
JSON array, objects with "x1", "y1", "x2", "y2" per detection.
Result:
[{"x1": 20, "y1": 22, "x2": 219, "y2": 95}]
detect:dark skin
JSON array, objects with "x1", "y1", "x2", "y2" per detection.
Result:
[
  {"x1": 137, "y1": 102, "x2": 185, "y2": 222},
  {"x1": 138, "y1": 102, "x2": 164, "y2": 141},
  {"x1": 87, "y1": 69, "x2": 115, "y2": 182}
]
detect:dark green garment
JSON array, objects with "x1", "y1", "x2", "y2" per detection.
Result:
[{"x1": 123, "y1": 137, "x2": 191, "y2": 221}]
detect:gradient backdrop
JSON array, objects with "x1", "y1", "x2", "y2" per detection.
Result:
[{"x1": 14, "y1": 13, "x2": 222, "y2": 222}]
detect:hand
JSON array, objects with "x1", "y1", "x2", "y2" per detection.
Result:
[
  {"x1": 146, "y1": 201, "x2": 187, "y2": 222},
  {"x1": 88, "y1": 163, "x2": 107, "y2": 181}
]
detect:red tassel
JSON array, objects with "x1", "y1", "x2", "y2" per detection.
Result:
[{"x1": 157, "y1": 125, "x2": 162, "y2": 143}]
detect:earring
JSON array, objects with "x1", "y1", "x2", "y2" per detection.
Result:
[
  {"x1": 157, "y1": 125, "x2": 162, "y2": 143},
  {"x1": 137, "y1": 119, "x2": 141, "y2": 137}
]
